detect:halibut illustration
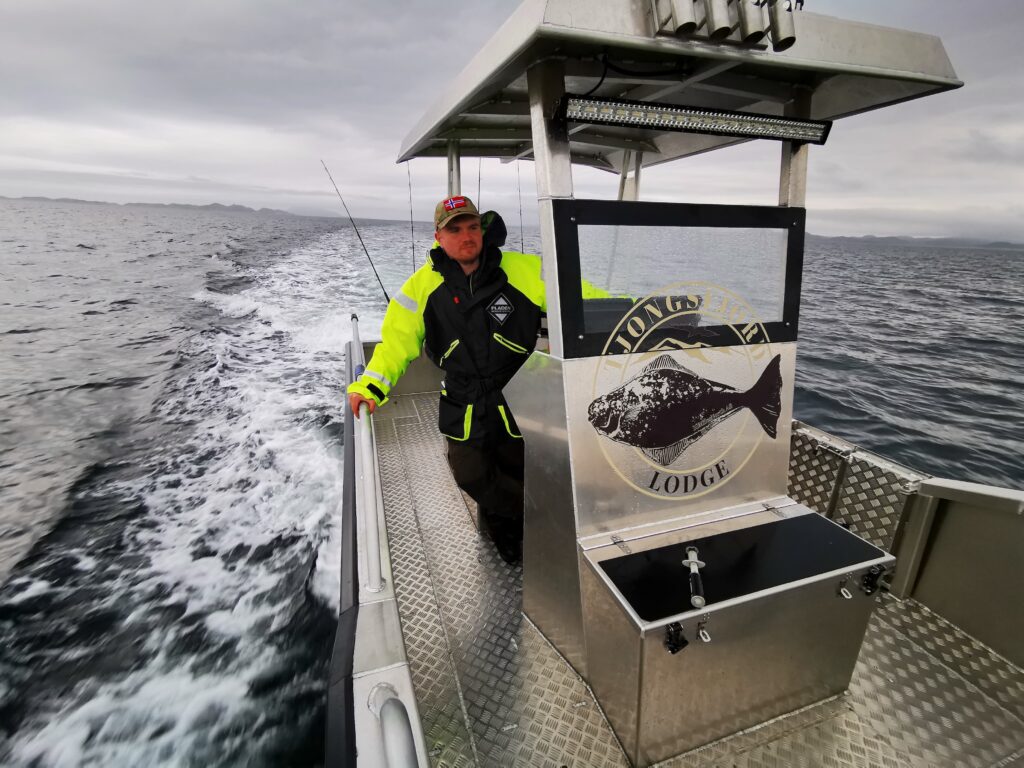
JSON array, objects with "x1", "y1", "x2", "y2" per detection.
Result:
[{"x1": 587, "y1": 353, "x2": 782, "y2": 466}]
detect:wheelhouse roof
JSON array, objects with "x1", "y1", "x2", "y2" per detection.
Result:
[{"x1": 398, "y1": 0, "x2": 961, "y2": 172}]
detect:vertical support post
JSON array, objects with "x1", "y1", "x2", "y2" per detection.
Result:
[
  {"x1": 447, "y1": 139, "x2": 461, "y2": 196},
  {"x1": 620, "y1": 150, "x2": 645, "y2": 201},
  {"x1": 617, "y1": 150, "x2": 632, "y2": 201},
  {"x1": 632, "y1": 150, "x2": 644, "y2": 200},
  {"x1": 527, "y1": 58, "x2": 573, "y2": 359},
  {"x1": 779, "y1": 87, "x2": 811, "y2": 207}
]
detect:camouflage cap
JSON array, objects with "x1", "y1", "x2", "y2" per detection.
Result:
[{"x1": 434, "y1": 195, "x2": 480, "y2": 230}]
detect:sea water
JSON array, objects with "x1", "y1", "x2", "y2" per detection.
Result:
[{"x1": 0, "y1": 198, "x2": 1021, "y2": 766}]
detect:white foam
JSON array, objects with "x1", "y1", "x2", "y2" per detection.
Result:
[
  {"x1": 192, "y1": 289, "x2": 259, "y2": 318},
  {"x1": 6, "y1": 229, "x2": 388, "y2": 764},
  {"x1": 4, "y1": 577, "x2": 51, "y2": 604},
  {"x1": 12, "y1": 669, "x2": 254, "y2": 767}
]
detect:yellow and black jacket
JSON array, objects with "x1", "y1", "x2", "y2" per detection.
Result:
[{"x1": 348, "y1": 242, "x2": 546, "y2": 442}]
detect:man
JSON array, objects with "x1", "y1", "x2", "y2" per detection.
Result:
[{"x1": 348, "y1": 196, "x2": 545, "y2": 563}]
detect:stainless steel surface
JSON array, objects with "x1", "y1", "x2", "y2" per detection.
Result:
[
  {"x1": 767, "y1": 0, "x2": 796, "y2": 51},
  {"x1": 669, "y1": 0, "x2": 698, "y2": 36},
  {"x1": 889, "y1": 490, "x2": 938, "y2": 599},
  {"x1": 528, "y1": 58, "x2": 573, "y2": 358},
  {"x1": 380, "y1": 347, "x2": 445, "y2": 397},
  {"x1": 504, "y1": 352, "x2": 589, "y2": 674},
  {"x1": 737, "y1": 0, "x2": 767, "y2": 44},
  {"x1": 354, "y1": 666, "x2": 431, "y2": 768},
  {"x1": 358, "y1": 404, "x2": 386, "y2": 593},
  {"x1": 702, "y1": 0, "x2": 732, "y2": 41},
  {"x1": 911, "y1": 489, "x2": 1024, "y2": 667},
  {"x1": 447, "y1": 139, "x2": 461, "y2": 195},
  {"x1": 375, "y1": 412, "x2": 477, "y2": 767},
  {"x1": 617, "y1": 149, "x2": 632, "y2": 200},
  {"x1": 832, "y1": 452, "x2": 924, "y2": 551},
  {"x1": 581, "y1": 500, "x2": 793, "y2": 552},
  {"x1": 787, "y1": 421, "x2": 853, "y2": 515},
  {"x1": 661, "y1": 597, "x2": 1024, "y2": 767},
  {"x1": 789, "y1": 421, "x2": 925, "y2": 551},
  {"x1": 567, "y1": 345, "x2": 796, "y2": 537},
  {"x1": 581, "y1": 518, "x2": 892, "y2": 766},
  {"x1": 369, "y1": 390, "x2": 1024, "y2": 767},
  {"x1": 368, "y1": 685, "x2": 421, "y2": 768},
  {"x1": 381, "y1": 697, "x2": 419, "y2": 768},
  {"x1": 877, "y1": 596, "x2": 1024, "y2": 725},
  {"x1": 377, "y1": 392, "x2": 625, "y2": 767},
  {"x1": 778, "y1": 89, "x2": 810, "y2": 207},
  {"x1": 398, "y1": 1, "x2": 961, "y2": 170},
  {"x1": 354, "y1": 598, "x2": 408, "y2": 675},
  {"x1": 920, "y1": 477, "x2": 1024, "y2": 513}
]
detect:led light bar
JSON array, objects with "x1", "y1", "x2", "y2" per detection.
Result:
[{"x1": 563, "y1": 96, "x2": 831, "y2": 145}]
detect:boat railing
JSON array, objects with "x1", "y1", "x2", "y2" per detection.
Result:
[
  {"x1": 788, "y1": 420, "x2": 1023, "y2": 667},
  {"x1": 369, "y1": 683, "x2": 419, "y2": 768},
  {"x1": 323, "y1": 315, "x2": 427, "y2": 768},
  {"x1": 351, "y1": 315, "x2": 385, "y2": 594}
]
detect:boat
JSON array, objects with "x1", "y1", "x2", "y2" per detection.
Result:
[{"x1": 325, "y1": 2, "x2": 1023, "y2": 765}]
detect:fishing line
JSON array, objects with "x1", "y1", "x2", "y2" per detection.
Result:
[
  {"x1": 406, "y1": 161, "x2": 416, "y2": 276},
  {"x1": 516, "y1": 160, "x2": 524, "y2": 252},
  {"x1": 321, "y1": 160, "x2": 390, "y2": 305},
  {"x1": 477, "y1": 157, "x2": 482, "y2": 209}
]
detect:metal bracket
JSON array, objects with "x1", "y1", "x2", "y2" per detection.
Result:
[{"x1": 611, "y1": 534, "x2": 633, "y2": 555}]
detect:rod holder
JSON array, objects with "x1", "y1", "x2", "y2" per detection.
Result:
[
  {"x1": 737, "y1": 0, "x2": 767, "y2": 43},
  {"x1": 670, "y1": 0, "x2": 698, "y2": 34},
  {"x1": 702, "y1": 0, "x2": 733, "y2": 40},
  {"x1": 768, "y1": 0, "x2": 796, "y2": 51}
]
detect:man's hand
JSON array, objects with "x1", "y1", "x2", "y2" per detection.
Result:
[{"x1": 349, "y1": 392, "x2": 377, "y2": 418}]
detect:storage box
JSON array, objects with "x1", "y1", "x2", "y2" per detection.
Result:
[{"x1": 580, "y1": 507, "x2": 893, "y2": 767}]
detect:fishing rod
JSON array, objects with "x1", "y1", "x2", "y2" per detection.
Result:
[{"x1": 320, "y1": 159, "x2": 390, "y2": 305}]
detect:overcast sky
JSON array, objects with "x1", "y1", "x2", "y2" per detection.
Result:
[{"x1": 2, "y1": 1, "x2": 1022, "y2": 240}]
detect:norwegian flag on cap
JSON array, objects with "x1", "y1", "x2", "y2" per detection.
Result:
[{"x1": 443, "y1": 196, "x2": 467, "y2": 211}]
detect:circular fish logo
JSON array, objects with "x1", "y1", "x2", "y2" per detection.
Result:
[{"x1": 589, "y1": 282, "x2": 780, "y2": 500}]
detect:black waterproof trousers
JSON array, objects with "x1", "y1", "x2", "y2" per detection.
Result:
[{"x1": 445, "y1": 431, "x2": 524, "y2": 556}]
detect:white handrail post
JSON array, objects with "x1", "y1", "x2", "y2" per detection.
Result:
[
  {"x1": 359, "y1": 402, "x2": 385, "y2": 593},
  {"x1": 368, "y1": 684, "x2": 418, "y2": 767},
  {"x1": 351, "y1": 314, "x2": 385, "y2": 593}
]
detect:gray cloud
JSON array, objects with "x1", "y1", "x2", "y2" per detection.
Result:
[{"x1": 2, "y1": 0, "x2": 1023, "y2": 240}]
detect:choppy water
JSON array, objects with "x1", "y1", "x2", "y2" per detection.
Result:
[{"x1": 0, "y1": 199, "x2": 1021, "y2": 766}]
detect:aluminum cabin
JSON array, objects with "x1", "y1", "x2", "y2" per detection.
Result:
[{"x1": 327, "y1": 2, "x2": 1023, "y2": 766}]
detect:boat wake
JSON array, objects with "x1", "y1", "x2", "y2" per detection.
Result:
[{"x1": 0, "y1": 230, "x2": 386, "y2": 767}]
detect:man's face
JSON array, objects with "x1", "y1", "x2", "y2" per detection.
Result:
[{"x1": 436, "y1": 215, "x2": 483, "y2": 266}]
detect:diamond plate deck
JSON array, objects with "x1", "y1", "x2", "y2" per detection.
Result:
[
  {"x1": 833, "y1": 455, "x2": 924, "y2": 551},
  {"x1": 376, "y1": 393, "x2": 1024, "y2": 768},
  {"x1": 788, "y1": 426, "x2": 848, "y2": 515}
]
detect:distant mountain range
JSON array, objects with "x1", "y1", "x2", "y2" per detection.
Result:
[
  {"x1": 4, "y1": 196, "x2": 1022, "y2": 250},
  {"x1": 2, "y1": 195, "x2": 292, "y2": 217},
  {"x1": 806, "y1": 233, "x2": 1024, "y2": 252}
]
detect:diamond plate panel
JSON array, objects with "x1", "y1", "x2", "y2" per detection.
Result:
[
  {"x1": 849, "y1": 612, "x2": 1024, "y2": 767},
  {"x1": 372, "y1": 394, "x2": 422, "y2": 423},
  {"x1": 787, "y1": 426, "x2": 846, "y2": 515},
  {"x1": 659, "y1": 696, "x2": 855, "y2": 767},
  {"x1": 376, "y1": 398, "x2": 1021, "y2": 768},
  {"x1": 832, "y1": 456, "x2": 923, "y2": 550},
  {"x1": 876, "y1": 597, "x2": 1024, "y2": 723},
  {"x1": 729, "y1": 709, "x2": 916, "y2": 768},
  {"x1": 375, "y1": 413, "x2": 477, "y2": 768},
  {"x1": 391, "y1": 394, "x2": 627, "y2": 768}
]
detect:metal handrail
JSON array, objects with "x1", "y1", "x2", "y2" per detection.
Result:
[
  {"x1": 369, "y1": 683, "x2": 418, "y2": 767},
  {"x1": 351, "y1": 314, "x2": 385, "y2": 593}
]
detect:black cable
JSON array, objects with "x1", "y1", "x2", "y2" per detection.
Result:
[
  {"x1": 582, "y1": 55, "x2": 609, "y2": 97},
  {"x1": 321, "y1": 160, "x2": 390, "y2": 306},
  {"x1": 603, "y1": 58, "x2": 690, "y2": 78}
]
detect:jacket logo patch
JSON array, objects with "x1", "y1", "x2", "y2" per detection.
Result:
[{"x1": 488, "y1": 293, "x2": 513, "y2": 325}]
